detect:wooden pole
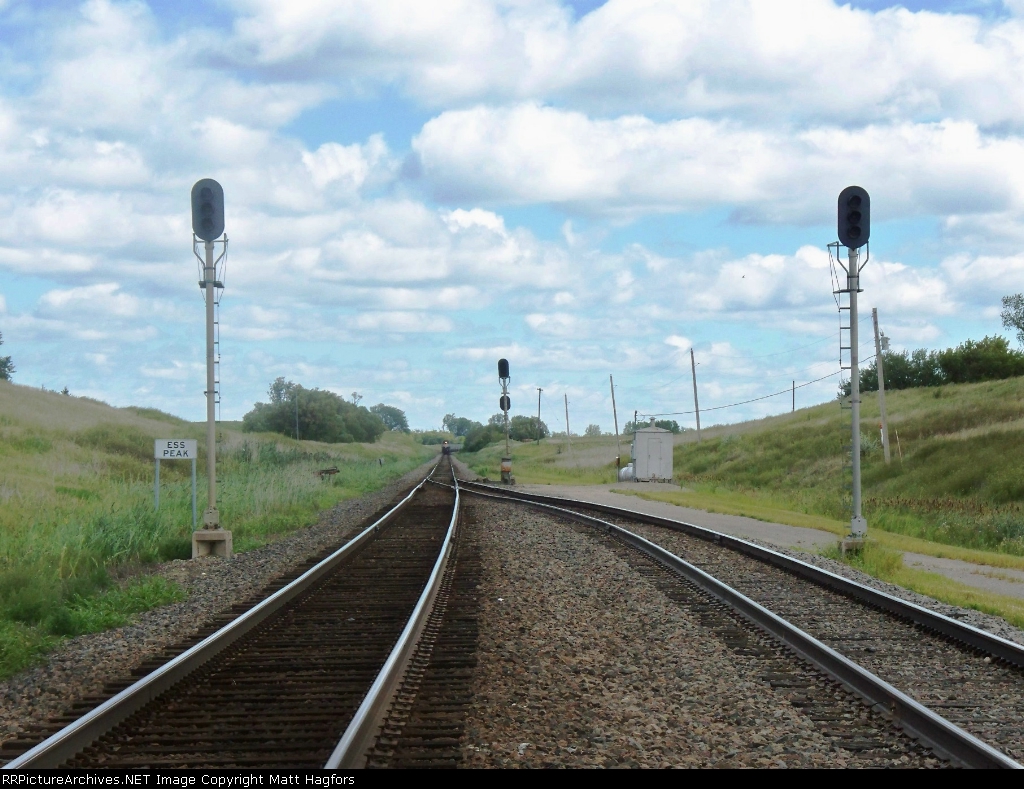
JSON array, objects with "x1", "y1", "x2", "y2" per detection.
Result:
[{"x1": 690, "y1": 348, "x2": 701, "y2": 442}]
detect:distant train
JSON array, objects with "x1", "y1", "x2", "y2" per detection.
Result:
[{"x1": 441, "y1": 440, "x2": 451, "y2": 456}]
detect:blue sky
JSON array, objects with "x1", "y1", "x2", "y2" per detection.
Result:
[{"x1": 2, "y1": 0, "x2": 1024, "y2": 433}]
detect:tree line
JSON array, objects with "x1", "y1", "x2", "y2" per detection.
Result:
[
  {"x1": 443, "y1": 412, "x2": 550, "y2": 452},
  {"x1": 242, "y1": 377, "x2": 408, "y2": 443},
  {"x1": 841, "y1": 335, "x2": 1024, "y2": 397}
]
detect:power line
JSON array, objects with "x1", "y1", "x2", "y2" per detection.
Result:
[{"x1": 639, "y1": 356, "x2": 877, "y2": 419}]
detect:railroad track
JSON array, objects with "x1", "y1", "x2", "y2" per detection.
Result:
[
  {"x1": 460, "y1": 478, "x2": 1023, "y2": 769},
  {"x1": 2, "y1": 458, "x2": 464, "y2": 769}
]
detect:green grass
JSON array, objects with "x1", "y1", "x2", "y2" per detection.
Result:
[
  {"x1": 0, "y1": 381, "x2": 435, "y2": 677},
  {"x1": 462, "y1": 435, "x2": 623, "y2": 485},
  {"x1": 667, "y1": 377, "x2": 1024, "y2": 558},
  {"x1": 820, "y1": 540, "x2": 1024, "y2": 630}
]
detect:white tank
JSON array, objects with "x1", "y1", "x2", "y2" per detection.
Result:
[{"x1": 618, "y1": 463, "x2": 634, "y2": 482}]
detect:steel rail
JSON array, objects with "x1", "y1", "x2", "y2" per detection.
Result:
[
  {"x1": 325, "y1": 465, "x2": 461, "y2": 768},
  {"x1": 4, "y1": 464, "x2": 444, "y2": 770},
  {"x1": 463, "y1": 484, "x2": 1021, "y2": 769},
  {"x1": 460, "y1": 480, "x2": 1024, "y2": 668}
]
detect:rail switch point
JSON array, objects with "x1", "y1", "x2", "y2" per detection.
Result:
[{"x1": 192, "y1": 529, "x2": 233, "y2": 559}]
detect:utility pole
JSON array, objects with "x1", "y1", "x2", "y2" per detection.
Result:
[
  {"x1": 792, "y1": 380, "x2": 795, "y2": 413},
  {"x1": 872, "y1": 307, "x2": 891, "y2": 464},
  {"x1": 610, "y1": 374, "x2": 621, "y2": 462},
  {"x1": 690, "y1": 348, "x2": 701, "y2": 442},
  {"x1": 536, "y1": 388, "x2": 543, "y2": 445},
  {"x1": 564, "y1": 394, "x2": 574, "y2": 464}
]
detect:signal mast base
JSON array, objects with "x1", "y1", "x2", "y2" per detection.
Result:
[{"x1": 192, "y1": 529, "x2": 233, "y2": 559}]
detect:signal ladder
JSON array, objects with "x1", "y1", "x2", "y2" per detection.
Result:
[
  {"x1": 830, "y1": 242, "x2": 854, "y2": 517},
  {"x1": 195, "y1": 236, "x2": 228, "y2": 423},
  {"x1": 214, "y1": 298, "x2": 222, "y2": 421}
]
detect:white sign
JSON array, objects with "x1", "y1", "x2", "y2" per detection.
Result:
[{"x1": 155, "y1": 439, "x2": 197, "y2": 460}]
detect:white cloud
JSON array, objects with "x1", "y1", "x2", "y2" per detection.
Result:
[
  {"x1": 230, "y1": 0, "x2": 1024, "y2": 128},
  {"x1": 302, "y1": 134, "x2": 393, "y2": 193},
  {"x1": 353, "y1": 311, "x2": 453, "y2": 333},
  {"x1": 415, "y1": 104, "x2": 1024, "y2": 220},
  {"x1": 38, "y1": 283, "x2": 142, "y2": 318}
]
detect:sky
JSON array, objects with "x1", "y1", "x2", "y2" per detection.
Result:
[{"x1": 2, "y1": 0, "x2": 1024, "y2": 433}]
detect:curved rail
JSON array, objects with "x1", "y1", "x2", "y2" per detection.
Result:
[
  {"x1": 460, "y1": 481, "x2": 1024, "y2": 667},
  {"x1": 325, "y1": 463, "x2": 461, "y2": 767},
  {"x1": 5, "y1": 462, "x2": 453, "y2": 770},
  {"x1": 462, "y1": 481, "x2": 1021, "y2": 769}
]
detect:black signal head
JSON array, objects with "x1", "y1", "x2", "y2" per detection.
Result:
[
  {"x1": 191, "y1": 179, "x2": 225, "y2": 242},
  {"x1": 837, "y1": 186, "x2": 870, "y2": 249}
]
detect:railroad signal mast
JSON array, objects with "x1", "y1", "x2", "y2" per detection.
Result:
[
  {"x1": 832, "y1": 185, "x2": 871, "y2": 547},
  {"x1": 191, "y1": 179, "x2": 232, "y2": 559},
  {"x1": 498, "y1": 358, "x2": 512, "y2": 483}
]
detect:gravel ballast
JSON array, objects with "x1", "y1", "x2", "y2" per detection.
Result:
[
  {"x1": 0, "y1": 459, "x2": 437, "y2": 747},
  {"x1": 460, "y1": 498, "x2": 941, "y2": 768}
]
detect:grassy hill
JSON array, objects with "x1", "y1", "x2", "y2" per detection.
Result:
[
  {"x1": 466, "y1": 377, "x2": 1024, "y2": 556},
  {"x1": 0, "y1": 381, "x2": 434, "y2": 676},
  {"x1": 462, "y1": 378, "x2": 1024, "y2": 626}
]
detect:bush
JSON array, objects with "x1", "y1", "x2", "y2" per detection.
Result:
[
  {"x1": 464, "y1": 424, "x2": 505, "y2": 453},
  {"x1": 845, "y1": 336, "x2": 1024, "y2": 396},
  {"x1": 510, "y1": 415, "x2": 548, "y2": 441}
]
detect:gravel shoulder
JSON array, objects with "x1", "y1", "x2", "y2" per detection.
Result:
[{"x1": 0, "y1": 458, "x2": 438, "y2": 745}]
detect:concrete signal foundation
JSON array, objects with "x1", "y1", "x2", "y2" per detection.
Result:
[{"x1": 192, "y1": 529, "x2": 233, "y2": 559}]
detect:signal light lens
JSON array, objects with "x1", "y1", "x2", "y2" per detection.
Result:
[
  {"x1": 848, "y1": 195, "x2": 861, "y2": 208},
  {"x1": 847, "y1": 211, "x2": 861, "y2": 224}
]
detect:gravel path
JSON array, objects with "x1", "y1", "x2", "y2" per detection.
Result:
[
  {"x1": 460, "y1": 498, "x2": 942, "y2": 768},
  {"x1": 0, "y1": 459, "x2": 437, "y2": 747}
]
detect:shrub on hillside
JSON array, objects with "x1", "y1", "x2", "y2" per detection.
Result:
[
  {"x1": 463, "y1": 424, "x2": 505, "y2": 453},
  {"x1": 243, "y1": 379, "x2": 386, "y2": 443},
  {"x1": 844, "y1": 336, "x2": 1024, "y2": 396},
  {"x1": 510, "y1": 415, "x2": 548, "y2": 441}
]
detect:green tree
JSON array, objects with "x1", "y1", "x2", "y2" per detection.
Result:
[
  {"x1": 370, "y1": 403, "x2": 409, "y2": 432},
  {"x1": 463, "y1": 424, "x2": 505, "y2": 452},
  {"x1": 1002, "y1": 294, "x2": 1024, "y2": 346},
  {"x1": 937, "y1": 336, "x2": 1024, "y2": 383},
  {"x1": 243, "y1": 381, "x2": 386, "y2": 443},
  {"x1": 267, "y1": 376, "x2": 296, "y2": 404},
  {"x1": 584, "y1": 423, "x2": 602, "y2": 437},
  {"x1": 654, "y1": 419, "x2": 680, "y2": 433},
  {"x1": 510, "y1": 415, "x2": 548, "y2": 441},
  {"x1": 845, "y1": 336, "x2": 1024, "y2": 396},
  {"x1": 0, "y1": 331, "x2": 13, "y2": 382},
  {"x1": 441, "y1": 414, "x2": 482, "y2": 437}
]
